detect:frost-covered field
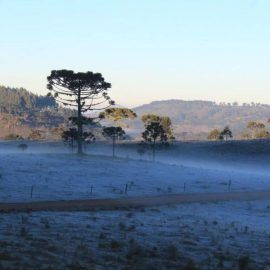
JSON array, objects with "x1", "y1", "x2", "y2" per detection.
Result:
[
  {"x1": 0, "y1": 140, "x2": 270, "y2": 269},
  {"x1": 0, "y1": 200, "x2": 270, "y2": 269},
  {"x1": 1, "y1": 141, "x2": 270, "y2": 202}
]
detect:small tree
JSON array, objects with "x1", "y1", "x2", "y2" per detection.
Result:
[
  {"x1": 62, "y1": 128, "x2": 95, "y2": 152},
  {"x1": 207, "y1": 129, "x2": 221, "y2": 140},
  {"x1": 83, "y1": 131, "x2": 96, "y2": 143},
  {"x1": 82, "y1": 131, "x2": 96, "y2": 151},
  {"x1": 102, "y1": 126, "x2": 125, "y2": 157},
  {"x1": 18, "y1": 143, "x2": 28, "y2": 152},
  {"x1": 62, "y1": 128, "x2": 78, "y2": 152},
  {"x1": 137, "y1": 144, "x2": 146, "y2": 160},
  {"x1": 220, "y1": 126, "x2": 233, "y2": 141},
  {"x1": 142, "y1": 121, "x2": 168, "y2": 161},
  {"x1": 47, "y1": 70, "x2": 114, "y2": 154},
  {"x1": 141, "y1": 114, "x2": 174, "y2": 139}
]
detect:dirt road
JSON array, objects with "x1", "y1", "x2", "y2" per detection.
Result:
[{"x1": 1, "y1": 190, "x2": 270, "y2": 213}]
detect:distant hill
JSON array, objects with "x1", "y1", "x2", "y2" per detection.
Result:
[
  {"x1": 2, "y1": 85, "x2": 270, "y2": 140},
  {"x1": 0, "y1": 86, "x2": 75, "y2": 139},
  {"x1": 0, "y1": 85, "x2": 56, "y2": 112},
  {"x1": 131, "y1": 100, "x2": 270, "y2": 139}
]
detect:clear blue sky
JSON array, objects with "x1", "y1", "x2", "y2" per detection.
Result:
[{"x1": 0, "y1": 0, "x2": 269, "y2": 107}]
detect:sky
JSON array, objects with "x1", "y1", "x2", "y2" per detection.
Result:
[{"x1": 0, "y1": 0, "x2": 269, "y2": 107}]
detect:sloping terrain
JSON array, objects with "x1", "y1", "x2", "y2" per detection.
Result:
[
  {"x1": 0, "y1": 86, "x2": 75, "y2": 138},
  {"x1": 130, "y1": 99, "x2": 270, "y2": 139},
  {"x1": 1, "y1": 140, "x2": 270, "y2": 203},
  {"x1": 0, "y1": 141, "x2": 270, "y2": 269}
]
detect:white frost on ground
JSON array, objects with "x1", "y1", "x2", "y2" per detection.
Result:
[
  {"x1": 0, "y1": 200, "x2": 270, "y2": 269},
  {"x1": 0, "y1": 150, "x2": 270, "y2": 202},
  {"x1": 1, "y1": 141, "x2": 270, "y2": 269}
]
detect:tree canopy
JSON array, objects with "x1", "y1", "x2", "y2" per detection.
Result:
[
  {"x1": 141, "y1": 114, "x2": 173, "y2": 138},
  {"x1": 47, "y1": 70, "x2": 114, "y2": 153},
  {"x1": 220, "y1": 126, "x2": 233, "y2": 140},
  {"x1": 99, "y1": 108, "x2": 137, "y2": 126},
  {"x1": 142, "y1": 121, "x2": 168, "y2": 161},
  {"x1": 47, "y1": 70, "x2": 114, "y2": 111},
  {"x1": 142, "y1": 122, "x2": 167, "y2": 144},
  {"x1": 102, "y1": 126, "x2": 125, "y2": 157}
]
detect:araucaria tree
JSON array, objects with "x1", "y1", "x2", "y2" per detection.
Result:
[
  {"x1": 142, "y1": 114, "x2": 174, "y2": 139},
  {"x1": 102, "y1": 126, "x2": 125, "y2": 157},
  {"x1": 47, "y1": 70, "x2": 114, "y2": 154},
  {"x1": 100, "y1": 108, "x2": 137, "y2": 157},
  {"x1": 142, "y1": 121, "x2": 168, "y2": 161},
  {"x1": 62, "y1": 128, "x2": 78, "y2": 152}
]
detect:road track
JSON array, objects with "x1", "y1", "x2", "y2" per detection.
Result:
[{"x1": 1, "y1": 190, "x2": 270, "y2": 213}]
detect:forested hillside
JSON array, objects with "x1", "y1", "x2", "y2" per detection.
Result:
[
  {"x1": 0, "y1": 86, "x2": 56, "y2": 112},
  {"x1": 0, "y1": 86, "x2": 75, "y2": 139},
  {"x1": 2, "y1": 85, "x2": 270, "y2": 140}
]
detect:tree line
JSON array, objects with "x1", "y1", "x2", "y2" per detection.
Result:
[
  {"x1": 207, "y1": 119, "x2": 270, "y2": 141},
  {"x1": 3, "y1": 69, "x2": 268, "y2": 147}
]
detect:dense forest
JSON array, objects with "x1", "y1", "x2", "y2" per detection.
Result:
[{"x1": 0, "y1": 85, "x2": 57, "y2": 112}]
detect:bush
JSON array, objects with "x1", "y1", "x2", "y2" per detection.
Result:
[
  {"x1": 238, "y1": 255, "x2": 250, "y2": 270},
  {"x1": 18, "y1": 143, "x2": 28, "y2": 151},
  {"x1": 110, "y1": 240, "x2": 122, "y2": 250},
  {"x1": 166, "y1": 244, "x2": 178, "y2": 259},
  {"x1": 207, "y1": 129, "x2": 221, "y2": 140},
  {"x1": 254, "y1": 129, "x2": 270, "y2": 139}
]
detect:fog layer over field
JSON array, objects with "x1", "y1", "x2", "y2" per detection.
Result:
[{"x1": 0, "y1": 140, "x2": 270, "y2": 203}]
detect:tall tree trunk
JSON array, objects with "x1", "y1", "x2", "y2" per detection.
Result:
[{"x1": 77, "y1": 89, "x2": 83, "y2": 154}]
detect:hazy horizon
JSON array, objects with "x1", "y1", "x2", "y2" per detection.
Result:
[{"x1": 2, "y1": 84, "x2": 270, "y2": 109}]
